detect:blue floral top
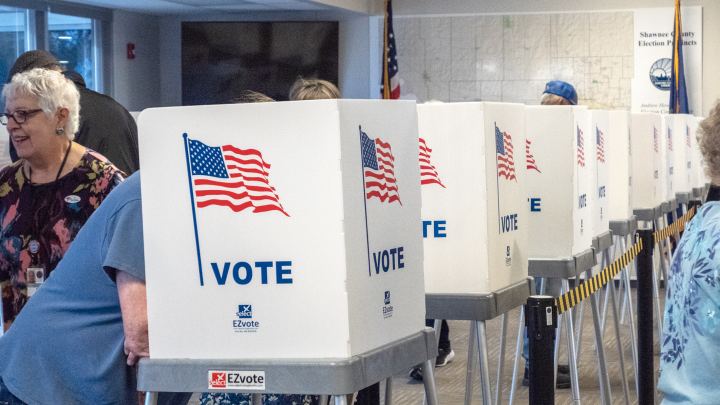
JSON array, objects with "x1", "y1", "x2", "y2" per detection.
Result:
[{"x1": 659, "y1": 200, "x2": 720, "y2": 404}]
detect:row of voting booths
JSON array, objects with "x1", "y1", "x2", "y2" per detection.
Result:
[{"x1": 133, "y1": 100, "x2": 707, "y2": 404}]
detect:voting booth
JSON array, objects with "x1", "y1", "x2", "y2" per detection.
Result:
[
  {"x1": 693, "y1": 117, "x2": 708, "y2": 187},
  {"x1": 138, "y1": 100, "x2": 425, "y2": 360},
  {"x1": 661, "y1": 115, "x2": 677, "y2": 201},
  {"x1": 590, "y1": 110, "x2": 610, "y2": 236},
  {"x1": 631, "y1": 113, "x2": 663, "y2": 209},
  {"x1": 525, "y1": 105, "x2": 592, "y2": 257},
  {"x1": 417, "y1": 102, "x2": 528, "y2": 294},
  {"x1": 0, "y1": 126, "x2": 11, "y2": 171},
  {"x1": 607, "y1": 111, "x2": 633, "y2": 221}
]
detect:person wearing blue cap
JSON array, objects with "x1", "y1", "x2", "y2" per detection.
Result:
[
  {"x1": 520, "y1": 80, "x2": 580, "y2": 390},
  {"x1": 541, "y1": 80, "x2": 578, "y2": 106}
]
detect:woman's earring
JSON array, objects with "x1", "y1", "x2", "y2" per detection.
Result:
[{"x1": 56, "y1": 128, "x2": 64, "y2": 136}]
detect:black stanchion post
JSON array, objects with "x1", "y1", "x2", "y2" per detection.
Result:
[
  {"x1": 688, "y1": 199, "x2": 702, "y2": 213},
  {"x1": 526, "y1": 295, "x2": 557, "y2": 405},
  {"x1": 636, "y1": 229, "x2": 655, "y2": 405}
]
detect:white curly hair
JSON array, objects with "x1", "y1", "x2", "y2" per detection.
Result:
[{"x1": 2, "y1": 67, "x2": 80, "y2": 140}]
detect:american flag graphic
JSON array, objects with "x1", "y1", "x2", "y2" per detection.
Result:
[
  {"x1": 495, "y1": 124, "x2": 516, "y2": 181},
  {"x1": 686, "y1": 126, "x2": 691, "y2": 147},
  {"x1": 596, "y1": 126, "x2": 605, "y2": 163},
  {"x1": 419, "y1": 138, "x2": 445, "y2": 187},
  {"x1": 187, "y1": 138, "x2": 289, "y2": 216},
  {"x1": 654, "y1": 128, "x2": 659, "y2": 153},
  {"x1": 577, "y1": 125, "x2": 585, "y2": 167},
  {"x1": 381, "y1": 0, "x2": 400, "y2": 99},
  {"x1": 525, "y1": 140, "x2": 541, "y2": 173},
  {"x1": 361, "y1": 128, "x2": 402, "y2": 204},
  {"x1": 668, "y1": 128, "x2": 673, "y2": 151}
]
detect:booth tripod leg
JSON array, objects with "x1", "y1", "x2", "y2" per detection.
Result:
[
  {"x1": 333, "y1": 393, "x2": 348, "y2": 405},
  {"x1": 587, "y1": 269, "x2": 612, "y2": 405},
  {"x1": 318, "y1": 395, "x2": 330, "y2": 405},
  {"x1": 509, "y1": 306, "x2": 525, "y2": 405},
  {"x1": 144, "y1": 391, "x2": 158, "y2": 405},
  {"x1": 422, "y1": 320, "x2": 442, "y2": 405},
  {"x1": 384, "y1": 377, "x2": 392, "y2": 405},
  {"x1": 475, "y1": 321, "x2": 493, "y2": 405},
  {"x1": 606, "y1": 250, "x2": 631, "y2": 405},
  {"x1": 562, "y1": 279, "x2": 582, "y2": 404},
  {"x1": 252, "y1": 393, "x2": 262, "y2": 405},
  {"x1": 464, "y1": 321, "x2": 477, "y2": 405},
  {"x1": 421, "y1": 359, "x2": 440, "y2": 405},
  {"x1": 495, "y1": 313, "x2": 509, "y2": 405},
  {"x1": 626, "y1": 260, "x2": 640, "y2": 395},
  {"x1": 574, "y1": 273, "x2": 584, "y2": 371}
]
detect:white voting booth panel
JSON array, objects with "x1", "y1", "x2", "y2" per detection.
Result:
[
  {"x1": 607, "y1": 111, "x2": 633, "y2": 220},
  {"x1": 693, "y1": 117, "x2": 708, "y2": 187},
  {"x1": 417, "y1": 102, "x2": 528, "y2": 294},
  {"x1": 661, "y1": 115, "x2": 676, "y2": 201},
  {"x1": 130, "y1": 111, "x2": 141, "y2": 123},
  {"x1": 138, "y1": 100, "x2": 425, "y2": 359},
  {"x1": 0, "y1": 126, "x2": 11, "y2": 171},
  {"x1": 631, "y1": 113, "x2": 662, "y2": 209},
  {"x1": 525, "y1": 105, "x2": 592, "y2": 258},
  {"x1": 677, "y1": 115, "x2": 697, "y2": 192},
  {"x1": 590, "y1": 110, "x2": 610, "y2": 236}
]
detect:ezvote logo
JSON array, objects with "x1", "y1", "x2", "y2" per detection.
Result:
[{"x1": 233, "y1": 305, "x2": 259, "y2": 332}]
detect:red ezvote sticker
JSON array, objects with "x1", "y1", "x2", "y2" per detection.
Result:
[{"x1": 210, "y1": 372, "x2": 226, "y2": 388}]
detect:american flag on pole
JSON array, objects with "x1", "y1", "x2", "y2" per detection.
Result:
[
  {"x1": 525, "y1": 140, "x2": 541, "y2": 173},
  {"x1": 361, "y1": 128, "x2": 402, "y2": 204},
  {"x1": 187, "y1": 138, "x2": 289, "y2": 216},
  {"x1": 381, "y1": 0, "x2": 400, "y2": 99},
  {"x1": 654, "y1": 127, "x2": 659, "y2": 153},
  {"x1": 596, "y1": 126, "x2": 605, "y2": 163},
  {"x1": 668, "y1": 128, "x2": 674, "y2": 151},
  {"x1": 577, "y1": 125, "x2": 585, "y2": 167},
  {"x1": 495, "y1": 124, "x2": 516, "y2": 181},
  {"x1": 419, "y1": 138, "x2": 445, "y2": 187}
]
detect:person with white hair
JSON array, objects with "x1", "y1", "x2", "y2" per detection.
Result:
[{"x1": 0, "y1": 68, "x2": 123, "y2": 330}]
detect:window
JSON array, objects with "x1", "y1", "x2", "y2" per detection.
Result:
[
  {"x1": 48, "y1": 13, "x2": 96, "y2": 91},
  {"x1": 0, "y1": 6, "x2": 29, "y2": 110}
]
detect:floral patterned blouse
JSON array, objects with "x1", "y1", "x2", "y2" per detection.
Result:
[
  {"x1": 0, "y1": 149, "x2": 123, "y2": 324},
  {"x1": 659, "y1": 198, "x2": 720, "y2": 404}
]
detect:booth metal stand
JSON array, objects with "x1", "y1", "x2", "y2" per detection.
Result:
[
  {"x1": 607, "y1": 216, "x2": 639, "y2": 396},
  {"x1": 521, "y1": 249, "x2": 597, "y2": 405},
  {"x1": 590, "y1": 230, "x2": 631, "y2": 405},
  {"x1": 425, "y1": 277, "x2": 534, "y2": 405},
  {"x1": 138, "y1": 328, "x2": 440, "y2": 405}
]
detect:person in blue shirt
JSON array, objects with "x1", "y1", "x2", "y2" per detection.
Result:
[
  {"x1": 658, "y1": 102, "x2": 720, "y2": 404},
  {"x1": 0, "y1": 173, "x2": 190, "y2": 405}
]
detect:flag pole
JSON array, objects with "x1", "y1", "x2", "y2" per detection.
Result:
[
  {"x1": 360, "y1": 126, "x2": 372, "y2": 277},
  {"x1": 495, "y1": 123, "x2": 501, "y2": 235},
  {"x1": 183, "y1": 133, "x2": 204, "y2": 286}
]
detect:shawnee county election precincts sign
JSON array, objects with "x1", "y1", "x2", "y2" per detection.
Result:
[
  {"x1": 632, "y1": 7, "x2": 702, "y2": 115},
  {"x1": 138, "y1": 100, "x2": 424, "y2": 360}
]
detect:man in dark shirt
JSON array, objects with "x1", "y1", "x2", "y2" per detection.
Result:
[{"x1": 6, "y1": 50, "x2": 139, "y2": 175}]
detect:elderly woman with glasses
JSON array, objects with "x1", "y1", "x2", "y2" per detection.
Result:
[{"x1": 0, "y1": 68, "x2": 123, "y2": 331}]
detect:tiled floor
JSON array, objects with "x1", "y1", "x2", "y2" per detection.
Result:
[{"x1": 386, "y1": 287, "x2": 664, "y2": 405}]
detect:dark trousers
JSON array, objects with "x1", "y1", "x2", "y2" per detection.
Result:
[{"x1": 426, "y1": 319, "x2": 450, "y2": 351}]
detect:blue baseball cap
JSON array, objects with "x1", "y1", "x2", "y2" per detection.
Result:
[{"x1": 543, "y1": 81, "x2": 578, "y2": 105}]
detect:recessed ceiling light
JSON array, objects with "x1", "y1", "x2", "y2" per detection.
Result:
[
  {"x1": 58, "y1": 36, "x2": 72, "y2": 40},
  {"x1": 59, "y1": 61, "x2": 69, "y2": 64}
]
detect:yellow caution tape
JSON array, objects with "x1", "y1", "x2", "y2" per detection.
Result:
[
  {"x1": 555, "y1": 238, "x2": 643, "y2": 315},
  {"x1": 554, "y1": 204, "x2": 698, "y2": 315},
  {"x1": 654, "y1": 205, "x2": 696, "y2": 242}
]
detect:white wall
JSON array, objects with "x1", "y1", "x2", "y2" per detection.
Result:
[
  {"x1": 112, "y1": 9, "x2": 161, "y2": 111},
  {"x1": 158, "y1": 10, "x2": 373, "y2": 107},
  {"x1": 394, "y1": 0, "x2": 720, "y2": 117}
]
